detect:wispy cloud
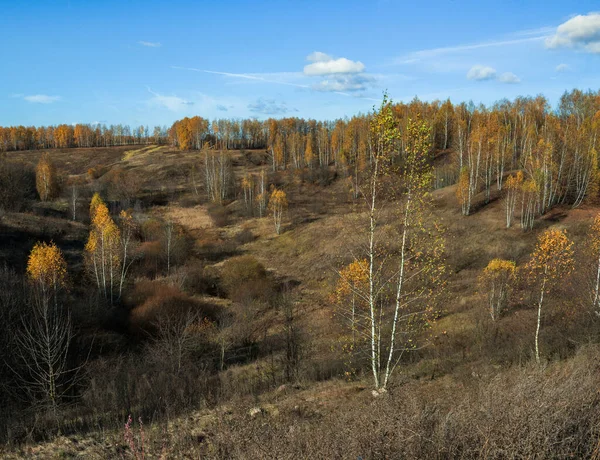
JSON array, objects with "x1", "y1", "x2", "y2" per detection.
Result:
[
  {"x1": 313, "y1": 74, "x2": 375, "y2": 92},
  {"x1": 11, "y1": 94, "x2": 61, "y2": 103},
  {"x1": 248, "y1": 97, "x2": 297, "y2": 115},
  {"x1": 394, "y1": 34, "x2": 548, "y2": 65},
  {"x1": 498, "y1": 72, "x2": 520, "y2": 84},
  {"x1": 546, "y1": 13, "x2": 600, "y2": 54},
  {"x1": 556, "y1": 63, "x2": 570, "y2": 72},
  {"x1": 172, "y1": 66, "x2": 309, "y2": 88},
  {"x1": 139, "y1": 41, "x2": 161, "y2": 47},
  {"x1": 172, "y1": 64, "x2": 380, "y2": 101},
  {"x1": 146, "y1": 87, "x2": 193, "y2": 112}
]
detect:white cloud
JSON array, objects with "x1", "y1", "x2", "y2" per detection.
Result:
[
  {"x1": 303, "y1": 52, "x2": 365, "y2": 75},
  {"x1": 146, "y1": 87, "x2": 193, "y2": 112},
  {"x1": 139, "y1": 41, "x2": 161, "y2": 47},
  {"x1": 248, "y1": 98, "x2": 297, "y2": 115},
  {"x1": 498, "y1": 72, "x2": 520, "y2": 84},
  {"x1": 556, "y1": 63, "x2": 570, "y2": 72},
  {"x1": 545, "y1": 13, "x2": 600, "y2": 53},
  {"x1": 21, "y1": 94, "x2": 61, "y2": 104},
  {"x1": 466, "y1": 65, "x2": 497, "y2": 81}
]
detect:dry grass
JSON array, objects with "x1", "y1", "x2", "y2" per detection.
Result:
[
  {"x1": 163, "y1": 205, "x2": 214, "y2": 231},
  {"x1": 3, "y1": 145, "x2": 600, "y2": 457}
]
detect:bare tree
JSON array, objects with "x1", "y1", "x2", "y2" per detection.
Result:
[{"x1": 70, "y1": 184, "x2": 79, "y2": 221}]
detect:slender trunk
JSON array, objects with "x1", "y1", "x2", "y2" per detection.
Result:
[
  {"x1": 383, "y1": 193, "x2": 411, "y2": 388},
  {"x1": 535, "y1": 277, "x2": 546, "y2": 364}
]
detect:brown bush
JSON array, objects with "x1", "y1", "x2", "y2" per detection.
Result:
[
  {"x1": 207, "y1": 203, "x2": 229, "y2": 227},
  {"x1": 220, "y1": 255, "x2": 273, "y2": 302},
  {"x1": 128, "y1": 281, "x2": 219, "y2": 335},
  {"x1": 234, "y1": 228, "x2": 254, "y2": 245}
]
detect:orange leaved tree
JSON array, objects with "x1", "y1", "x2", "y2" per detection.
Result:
[
  {"x1": 20, "y1": 241, "x2": 71, "y2": 411},
  {"x1": 85, "y1": 194, "x2": 122, "y2": 303},
  {"x1": 525, "y1": 229, "x2": 574, "y2": 364},
  {"x1": 479, "y1": 259, "x2": 516, "y2": 320},
  {"x1": 35, "y1": 152, "x2": 58, "y2": 201},
  {"x1": 268, "y1": 187, "x2": 288, "y2": 235}
]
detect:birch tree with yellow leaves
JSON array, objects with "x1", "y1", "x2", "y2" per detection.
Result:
[
  {"x1": 268, "y1": 187, "x2": 287, "y2": 235},
  {"x1": 479, "y1": 259, "x2": 516, "y2": 320},
  {"x1": 340, "y1": 95, "x2": 445, "y2": 391},
  {"x1": 16, "y1": 242, "x2": 72, "y2": 411},
  {"x1": 35, "y1": 152, "x2": 58, "y2": 202},
  {"x1": 85, "y1": 194, "x2": 122, "y2": 303},
  {"x1": 525, "y1": 229, "x2": 574, "y2": 364},
  {"x1": 504, "y1": 172, "x2": 523, "y2": 228}
]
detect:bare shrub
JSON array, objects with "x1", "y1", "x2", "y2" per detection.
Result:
[
  {"x1": 220, "y1": 255, "x2": 273, "y2": 303},
  {"x1": 207, "y1": 203, "x2": 229, "y2": 227}
]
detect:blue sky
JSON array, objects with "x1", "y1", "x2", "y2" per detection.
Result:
[{"x1": 1, "y1": 0, "x2": 599, "y2": 127}]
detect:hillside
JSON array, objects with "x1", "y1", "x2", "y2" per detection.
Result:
[{"x1": 0, "y1": 143, "x2": 599, "y2": 459}]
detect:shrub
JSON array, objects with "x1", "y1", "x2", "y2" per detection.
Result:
[
  {"x1": 207, "y1": 203, "x2": 229, "y2": 227},
  {"x1": 220, "y1": 255, "x2": 273, "y2": 302},
  {"x1": 234, "y1": 228, "x2": 255, "y2": 245},
  {"x1": 128, "y1": 281, "x2": 219, "y2": 335}
]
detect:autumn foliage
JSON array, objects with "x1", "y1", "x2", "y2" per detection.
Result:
[
  {"x1": 268, "y1": 187, "x2": 288, "y2": 235},
  {"x1": 525, "y1": 229, "x2": 575, "y2": 363},
  {"x1": 35, "y1": 152, "x2": 58, "y2": 201},
  {"x1": 27, "y1": 241, "x2": 67, "y2": 292},
  {"x1": 479, "y1": 259, "x2": 516, "y2": 321}
]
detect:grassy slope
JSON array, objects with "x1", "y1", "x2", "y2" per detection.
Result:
[{"x1": 1, "y1": 145, "x2": 599, "y2": 457}]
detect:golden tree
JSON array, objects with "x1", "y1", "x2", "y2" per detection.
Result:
[
  {"x1": 334, "y1": 259, "x2": 369, "y2": 351},
  {"x1": 479, "y1": 259, "x2": 516, "y2": 320},
  {"x1": 20, "y1": 241, "x2": 71, "y2": 411},
  {"x1": 504, "y1": 171, "x2": 523, "y2": 228},
  {"x1": 89, "y1": 192, "x2": 104, "y2": 221},
  {"x1": 85, "y1": 199, "x2": 122, "y2": 303},
  {"x1": 525, "y1": 229, "x2": 574, "y2": 364},
  {"x1": 304, "y1": 132, "x2": 315, "y2": 168},
  {"x1": 268, "y1": 187, "x2": 288, "y2": 235},
  {"x1": 35, "y1": 152, "x2": 58, "y2": 201},
  {"x1": 27, "y1": 241, "x2": 67, "y2": 302}
]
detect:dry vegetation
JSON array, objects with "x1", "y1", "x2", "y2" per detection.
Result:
[{"x1": 1, "y1": 115, "x2": 600, "y2": 458}]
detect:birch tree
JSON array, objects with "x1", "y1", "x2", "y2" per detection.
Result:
[
  {"x1": 340, "y1": 95, "x2": 445, "y2": 391},
  {"x1": 35, "y1": 152, "x2": 58, "y2": 202},
  {"x1": 268, "y1": 187, "x2": 287, "y2": 235},
  {"x1": 17, "y1": 242, "x2": 72, "y2": 412},
  {"x1": 525, "y1": 229, "x2": 574, "y2": 364},
  {"x1": 587, "y1": 213, "x2": 600, "y2": 317},
  {"x1": 504, "y1": 172, "x2": 522, "y2": 228},
  {"x1": 479, "y1": 259, "x2": 516, "y2": 320}
]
